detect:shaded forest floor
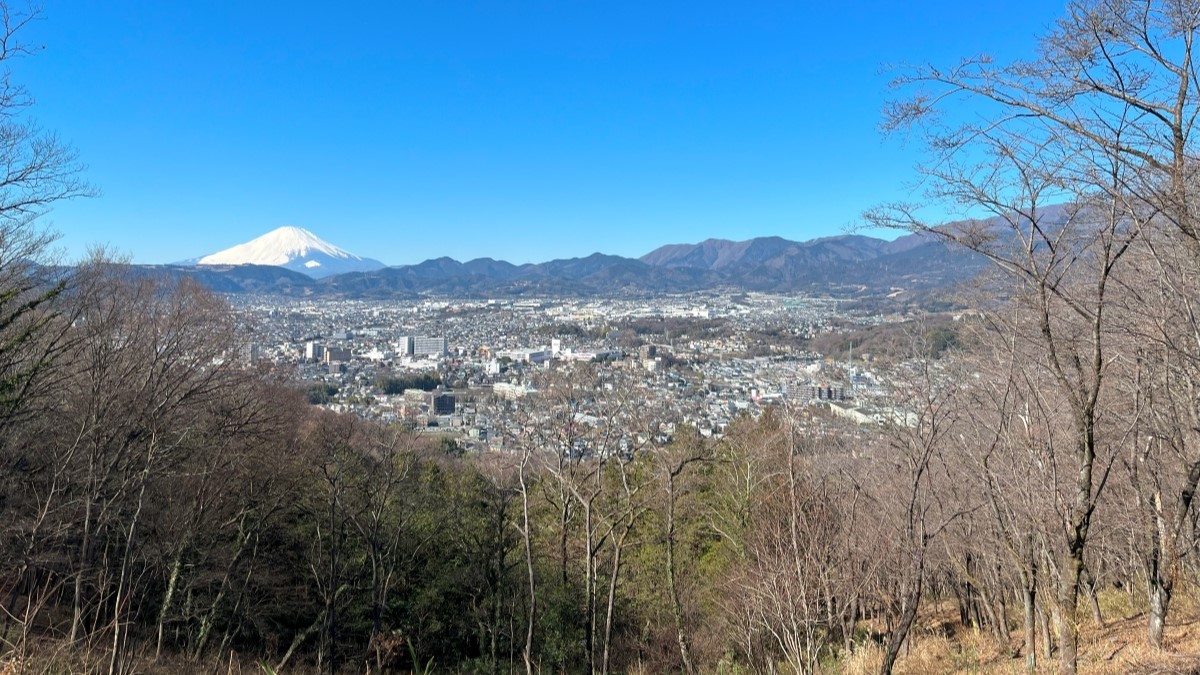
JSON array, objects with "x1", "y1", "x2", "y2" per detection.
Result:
[
  {"x1": 840, "y1": 593, "x2": 1200, "y2": 675},
  {"x1": 5, "y1": 594, "x2": 1200, "y2": 674}
]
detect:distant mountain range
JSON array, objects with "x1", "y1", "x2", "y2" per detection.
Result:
[{"x1": 148, "y1": 226, "x2": 988, "y2": 300}]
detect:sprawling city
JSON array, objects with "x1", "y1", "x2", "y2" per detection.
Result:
[{"x1": 238, "y1": 292, "x2": 905, "y2": 446}]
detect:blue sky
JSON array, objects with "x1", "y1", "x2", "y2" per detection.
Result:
[{"x1": 23, "y1": 1, "x2": 1063, "y2": 265}]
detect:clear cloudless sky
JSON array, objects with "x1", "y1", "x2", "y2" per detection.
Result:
[{"x1": 20, "y1": 1, "x2": 1065, "y2": 265}]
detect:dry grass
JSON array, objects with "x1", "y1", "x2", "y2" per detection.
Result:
[{"x1": 832, "y1": 593, "x2": 1200, "y2": 675}]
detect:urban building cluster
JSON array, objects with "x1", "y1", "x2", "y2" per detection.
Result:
[{"x1": 232, "y1": 292, "x2": 920, "y2": 454}]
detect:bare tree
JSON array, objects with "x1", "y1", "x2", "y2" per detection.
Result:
[
  {"x1": 871, "y1": 6, "x2": 1174, "y2": 662},
  {"x1": 864, "y1": 341, "x2": 972, "y2": 675},
  {"x1": 652, "y1": 428, "x2": 713, "y2": 675},
  {"x1": 725, "y1": 407, "x2": 875, "y2": 674},
  {"x1": 0, "y1": 1, "x2": 92, "y2": 442},
  {"x1": 1106, "y1": 227, "x2": 1200, "y2": 647}
]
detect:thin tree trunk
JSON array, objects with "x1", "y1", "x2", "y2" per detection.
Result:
[
  {"x1": 584, "y1": 503, "x2": 595, "y2": 675},
  {"x1": 193, "y1": 512, "x2": 254, "y2": 657},
  {"x1": 601, "y1": 526, "x2": 628, "y2": 675},
  {"x1": 70, "y1": 481, "x2": 95, "y2": 644},
  {"x1": 1023, "y1": 581, "x2": 1036, "y2": 675},
  {"x1": 155, "y1": 549, "x2": 184, "y2": 659},
  {"x1": 277, "y1": 608, "x2": 326, "y2": 672},
  {"x1": 1036, "y1": 597, "x2": 1052, "y2": 662},
  {"x1": 665, "y1": 471, "x2": 695, "y2": 675},
  {"x1": 326, "y1": 489, "x2": 339, "y2": 675},
  {"x1": 109, "y1": 451, "x2": 153, "y2": 675},
  {"x1": 880, "y1": 571, "x2": 923, "y2": 675},
  {"x1": 518, "y1": 452, "x2": 535, "y2": 675},
  {"x1": 1083, "y1": 565, "x2": 1104, "y2": 627}
]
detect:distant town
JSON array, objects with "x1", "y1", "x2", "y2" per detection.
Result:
[{"x1": 234, "y1": 291, "x2": 936, "y2": 454}]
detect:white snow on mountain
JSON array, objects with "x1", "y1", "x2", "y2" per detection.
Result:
[{"x1": 193, "y1": 226, "x2": 386, "y2": 279}]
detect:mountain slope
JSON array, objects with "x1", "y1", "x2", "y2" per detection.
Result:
[
  {"x1": 640, "y1": 231, "x2": 985, "y2": 293},
  {"x1": 194, "y1": 226, "x2": 385, "y2": 279},
  {"x1": 641, "y1": 236, "x2": 802, "y2": 269},
  {"x1": 641, "y1": 234, "x2": 897, "y2": 270},
  {"x1": 129, "y1": 264, "x2": 318, "y2": 295}
]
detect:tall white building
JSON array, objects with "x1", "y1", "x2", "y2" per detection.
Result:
[
  {"x1": 412, "y1": 336, "x2": 448, "y2": 357},
  {"x1": 397, "y1": 336, "x2": 415, "y2": 355},
  {"x1": 305, "y1": 341, "x2": 324, "y2": 362}
]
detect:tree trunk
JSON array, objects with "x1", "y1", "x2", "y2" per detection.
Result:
[
  {"x1": 1148, "y1": 486, "x2": 1179, "y2": 649},
  {"x1": 879, "y1": 572, "x2": 922, "y2": 675},
  {"x1": 600, "y1": 529, "x2": 625, "y2": 675},
  {"x1": 583, "y1": 503, "x2": 595, "y2": 675},
  {"x1": 1036, "y1": 599, "x2": 1052, "y2": 662},
  {"x1": 326, "y1": 492, "x2": 340, "y2": 675},
  {"x1": 193, "y1": 513, "x2": 254, "y2": 658},
  {"x1": 109, "y1": 455, "x2": 153, "y2": 675},
  {"x1": 277, "y1": 608, "x2": 326, "y2": 672},
  {"x1": 70, "y1": 483, "x2": 95, "y2": 644},
  {"x1": 1023, "y1": 582, "x2": 1036, "y2": 675},
  {"x1": 518, "y1": 453, "x2": 535, "y2": 675},
  {"x1": 1081, "y1": 564, "x2": 1103, "y2": 627},
  {"x1": 1149, "y1": 568, "x2": 1171, "y2": 649},
  {"x1": 665, "y1": 471, "x2": 695, "y2": 675},
  {"x1": 155, "y1": 549, "x2": 185, "y2": 658},
  {"x1": 1057, "y1": 541, "x2": 1085, "y2": 674}
]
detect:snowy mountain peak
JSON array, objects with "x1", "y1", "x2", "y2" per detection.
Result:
[
  {"x1": 193, "y1": 226, "x2": 386, "y2": 279},
  {"x1": 198, "y1": 226, "x2": 356, "y2": 266}
]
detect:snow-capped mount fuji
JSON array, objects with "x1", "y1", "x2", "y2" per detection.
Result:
[{"x1": 192, "y1": 226, "x2": 386, "y2": 279}]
